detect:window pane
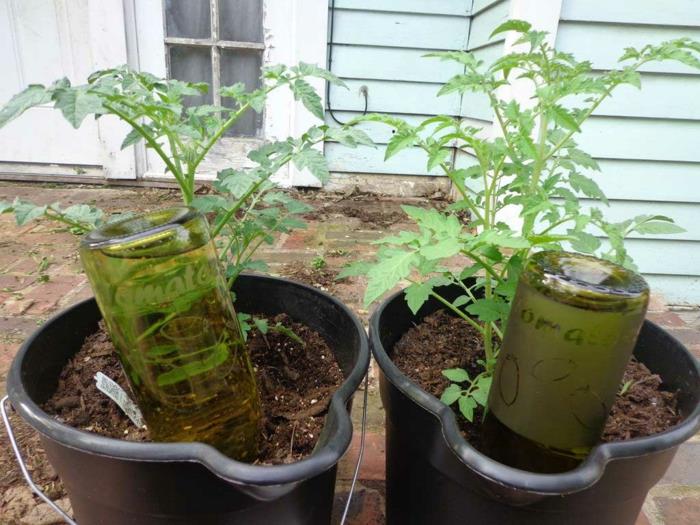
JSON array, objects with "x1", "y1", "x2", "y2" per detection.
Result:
[
  {"x1": 219, "y1": 0, "x2": 263, "y2": 42},
  {"x1": 169, "y1": 46, "x2": 213, "y2": 107},
  {"x1": 165, "y1": 0, "x2": 211, "y2": 39},
  {"x1": 221, "y1": 49, "x2": 262, "y2": 137}
]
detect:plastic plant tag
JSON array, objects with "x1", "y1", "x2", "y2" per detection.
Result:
[
  {"x1": 79, "y1": 207, "x2": 261, "y2": 461},
  {"x1": 484, "y1": 251, "x2": 649, "y2": 473},
  {"x1": 95, "y1": 372, "x2": 145, "y2": 428}
]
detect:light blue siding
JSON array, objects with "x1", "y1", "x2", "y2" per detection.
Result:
[
  {"x1": 555, "y1": 0, "x2": 700, "y2": 303},
  {"x1": 325, "y1": 0, "x2": 473, "y2": 176}
]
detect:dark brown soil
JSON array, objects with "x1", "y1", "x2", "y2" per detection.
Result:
[
  {"x1": 42, "y1": 315, "x2": 343, "y2": 465},
  {"x1": 393, "y1": 310, "x2": 683, "y2": 451}
]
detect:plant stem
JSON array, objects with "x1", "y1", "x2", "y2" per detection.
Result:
[{"x1": 429, "y1": 290, "x2": 485, "y2": 335}]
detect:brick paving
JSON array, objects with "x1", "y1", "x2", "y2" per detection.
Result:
[{"x1": 0, "y1": 181, "x2": 698, "y2": 524}]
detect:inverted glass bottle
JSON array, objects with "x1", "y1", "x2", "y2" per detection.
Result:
[
  {"x1": 483, "y1": 251, "x2": 649, "y2": 472},
  {"x1": 79, "y1": 207, "x2": 261, "y2": 461}
]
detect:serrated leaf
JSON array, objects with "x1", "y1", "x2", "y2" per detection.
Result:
[
  {"x1": 442, "y1": 368, "x2": 470, "y2": 383},
  {"x1": 337, "y1": 260, "x2": 372, "y2": 279},
  {"x1": 465, "y1": 298, "x2": 508, "y2": 323},
  {"x1": 364, "y1": 250, "x2": 417, "y2": 306},
  {"x1": 292, "y1": 78, "x2": 324, "y2": 119},
  {"x1": 13, "y1": 201, "x2": 47, "y2": 226},
  {"x1": 404, "y1": 281, "x2": 433, "y2": 314},
  {"x1": 569, "y1": 172, "x2": 607, "y2": 202},
  {"x1": 293, "y1": 147, "x2": 329, "y2": 183},
  {"x1": 253, "y1": 317, "x2": 269, "y2": 334},
  {"x1": 53, "y1": 88, "x2": 104, "y2": 128},
  {"x1": 295, "y1": 62, "x2": 347, "y2": 87},
  {"x1": 121, "y1": 128, "x2": 144, "y2": 150},
  {"x1": 490, "y1": 20, "x2": 532, "y2": 39},
  {"x1": 420, "y1": 238, "x2": 462, "y2": 260},
  {"x1": 549, "y1": 105, "x2": 580, "y2": 132},
  {"x1": 385, "y1": 128, "x2": 418, "y2": 160},
  {"x1": 471, "y1": 376, "x2": 492, "y2": 406},
  {"x1": 633, "y1": 216, "x2": 686, "y2": 235},
  {"x1": 440, "y1": 384, "x2": 462, "y2": 406},
  {"x1": 217, "y1": 169, "x2": 260, "y2": 198},
  {"x1": 458, "y1": 395, "x2": 478, "y2": 421},
  {"x1": 0, "y1": 84, "x2": 52, "y2": 128},
  {"x1": 478, "y1": 230, "x2": 530, "y2": 249},
  {"x1": 569, "y1": 230, "x2": 601, "y2": 254}
]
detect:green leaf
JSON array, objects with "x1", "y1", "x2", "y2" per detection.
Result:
[
  {"x1": 465, "y1": 298, "x2": 508, "y2": 323},
  {"x1": 13, "y1": 200, "x2": 47, "y2": 226},
  {"x1": 295, "y1": 62, "x2": 347, "y2": 87},
  {"x1": 190, "y1": 195, "x2": 228, "y2": 213},
  {"x1": 569, "y1": 172, "x2": 607, "y2": 202},
  {"x1": 53, "y1": 88, "x2": 105, "y2": 128},
  {"x1": 293, "y1": 147, "x2": 330, "y2": 183},
  {"x1": 568, "y1": 230, "x2": 601, "y2": 254},
  {"x1": 364, "y1": 249, "x2": 417, "y2": 306},
  {"x1": 405, "y1": 281, "x2": 433, "y2": 314},
  {"x1": 478, "y1": 230, "x2": 530, "y2": 249},
  {"x1": 0, "y1": 84, "x2": 52, "y2": 127},
  {"x1": 420, "y1": 238, "x2": 462, "y2": 260},
  {"x1": 549, "y1": 105, "x2": 580, "y2": 132},
  {"x1": 442, "y1": 368, "x2": 470, "y2": 383},
  {"x1": 632, "y1": 215, "x2": 686, "y2": 235},
  {"x1": 325, "y1": 126, "x2": 374, "y2": 147},
  {"x1": 121, "y1": 128, "x2": 144, "y2": 150},
  {"x1": 291, "y1": 78, "x2": 324, "y2": 119},
  {"x1": 490, "y1": 20, "x2": 532, "y2": 39},
  {"x1": 440, "y1": 384, "x2": 462, "y2": 406},
  {"x1": 458, "y1": 395, "x2": 478, "y2": 422},
  {"x1": 471, "y1": 376, "x2": 492, "y2": 406},
  {"x1": 337, "y1": 260, "x2": 372, "y2": 279},
  {"x1": 216, "y1": 168, "x2": 260, "y2": 198},
  {"x1": 253, "y1": 317, "x2": 269, "y2": 334},
  {"x1": 385, "y1": 128, "x2": 417, "y2": 160}
]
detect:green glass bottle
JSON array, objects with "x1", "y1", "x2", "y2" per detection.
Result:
[
  {"x1": 483, "y1": 251, "x2": 649, "y2": 472},
  {"x1": 80, "y1": 207, "x2": 261, "y2": 461}
]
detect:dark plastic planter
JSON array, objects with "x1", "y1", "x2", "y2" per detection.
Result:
[
  {"x1": 7, "y1": 274, "x2": 369, "y2": 525},
  {"x1": 370, "y1": 283, "x2": 700, "y2": 525}
]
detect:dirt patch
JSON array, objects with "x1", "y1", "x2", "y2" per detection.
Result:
[
  {"x1": 1, "y1": 316, "x2": 342, "y2": 523},
  {"x1": 392, "y1": 310, "x2": 682, "y2": 453},
  {"x1": 281, "y1": 260, "x2": 340, "y2": 293}
]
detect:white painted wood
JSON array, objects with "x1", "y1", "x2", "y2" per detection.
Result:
[
  {"x1": 560, "y1": 0, "x2": 700, "y2": 27},
  {"x1": 0, "y1": 0, "x2": 130, "y2": 174},
  {"x1": 332, "y1": 9, "x2": 472, "y2": 50},
  {"x1": 89, "y1": 0, "x2": 135, "y2": 179},
  {"x1": 556, "y1": 22, "x2": 700, "y2": 76},
  {"x1": 325, "y1": 143, "x2": 444, "y2": 176},
  {"x1": 599, "y1": 238, "x2": 700, "y2": 276},
  {"x1": 133, "y1": 0, "x2": 328, "y2": 186},
  {"x1": 334, "y1": 0, "x2": 471, "y2": 16},
  {"x1": 645, "y1": 275, "x2": 700, "y2": 305}
]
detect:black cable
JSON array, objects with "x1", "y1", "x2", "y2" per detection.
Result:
[{"x1": 326, "y1": 0, "x2": 368, "y2": 125}]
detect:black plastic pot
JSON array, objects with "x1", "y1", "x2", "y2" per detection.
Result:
[
  {"x1": 370, "y1": 283, "x2": 700, "y2": 525},
  {"x1": 7, "y1": 274, "x2": 369, "y2": 525}
]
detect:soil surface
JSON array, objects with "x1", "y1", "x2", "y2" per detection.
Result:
[
  {"x1": 393, "y1": 310, "x2": 683, "y2": 451},
  {"x1": 42, "y1": 316, "x2": 343, "y2": 465},
  {"x1": 281, "y1": 260, "x2": 340, "y2": 294}
]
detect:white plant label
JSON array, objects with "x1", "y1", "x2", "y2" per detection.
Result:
[{"x1": 94, "y1": 372, "x2": 145, "y2": 428}]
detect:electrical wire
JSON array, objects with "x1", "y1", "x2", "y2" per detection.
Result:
[{"x1": 327, "y1": 0, "x2": 368, "y2": 125}]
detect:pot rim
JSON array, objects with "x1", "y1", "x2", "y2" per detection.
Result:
[
  {"x1": 8, "y1": 274, "x2": 370, "y2": 489},
  {"x1": 369, "y1": 285, "x2": 700, "y2": 496}
]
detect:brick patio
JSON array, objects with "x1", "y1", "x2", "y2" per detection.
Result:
[{"x1": 0, "y1": 181, "x2": 698, "y2": 525}]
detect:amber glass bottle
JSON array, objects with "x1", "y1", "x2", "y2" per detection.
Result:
[
  {"x1": 80, "y1": 207, "x2": 261, "y2": 461},
  {"x1": 483, "y1": 251, "x2": 649, "y2": 472}
]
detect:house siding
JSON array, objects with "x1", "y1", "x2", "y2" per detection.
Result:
[
  {"x1": 324, "y1": 0, "x2": 699, "y2": 303},
  {"x1": 556, "y1": 0, "x2": 700, "y2": 303}
]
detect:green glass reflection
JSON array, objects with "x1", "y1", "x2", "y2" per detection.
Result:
[
  {"x1": 80, "y1": 207, "x2": 261, "y2": 461},
  {"x1": 484, "y1": 251, "x2": 649, "y2": 472}
]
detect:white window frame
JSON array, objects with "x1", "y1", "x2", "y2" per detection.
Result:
[{"x1": 124, "y1": 0, "x2": 328, "y2": 187}]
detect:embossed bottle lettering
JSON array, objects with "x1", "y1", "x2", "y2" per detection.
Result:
[
  {"x1": 483, "y1": 251, "x2": 649, "y2": 473},
  {"x1": 80, "y1": 207, "x2": 261, "y2": 461}
]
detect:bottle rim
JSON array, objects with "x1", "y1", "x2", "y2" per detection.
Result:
[
  {"x1": 522, "y1": 251, "x2": 649, "y2": 311},
  {"x1": 81, "y1": 207, "x2": 199, "y2": 251}
]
